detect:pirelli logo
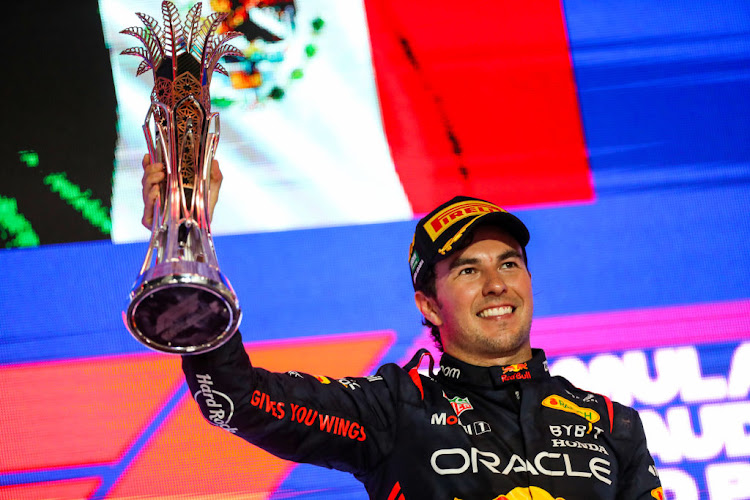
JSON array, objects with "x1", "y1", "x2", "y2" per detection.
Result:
[{"x1": 424, "y1": 201, "x2": 505, "y2": 241}]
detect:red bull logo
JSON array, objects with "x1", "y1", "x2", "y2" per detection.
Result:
[
  {"x1": 501, "y1": 363, "x2": 530, "y2": 382},
  {"x1": 495, "y1": 487, "x2": 564, "y2": 500},
  {"x1": 502, "y1": 363, "x2": 528, "y2": 374},
  {"x1": 651, "y1": 487, "x2": 665, "y2": 500},
  {"x1": 455, "y1": 486, "x2": 564, "y2": 500}
]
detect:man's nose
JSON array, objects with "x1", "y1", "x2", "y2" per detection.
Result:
[{"x1": 483, "y1": 269, "x2": 508, "y2": 295}]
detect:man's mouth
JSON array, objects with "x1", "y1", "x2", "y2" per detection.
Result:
[{"x1": 477, "y1": 306, "x2": 515, "y2": 318}]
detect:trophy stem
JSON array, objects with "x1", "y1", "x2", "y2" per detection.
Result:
[{"x1": 129, "y1": 98, "x2": 239, "y2": 354}]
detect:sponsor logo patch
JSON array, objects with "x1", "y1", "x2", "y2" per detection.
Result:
[
  {"x1": 549, "y1": 424, "x2": 604, "y2": 440},
  {"x1": 410, "y1": 249, "x2": 420, "y2": 272},
  {"x1": 431, "y1": 447, "x2": 611, "y2": 485},
  {"x1": 542, "y1": 395, "x2": 600, "y2": 424},
  {"x1": 449, "y1": 396, "x2": 474, "y2": 417},
  {"x1": 455, "y1": 486, "x2": 564, "y2": 500},
  {"x1": 425, "y1": 200, "x2": 505, "y2": 241},
  {"x1": 501, "y1": 363, "x2": 531, "y2": 382},
  {"x1": 441, "y1": 365, "x2": 461, "y2": 379},
  {"x1": 551, "y1": 439, "x2": 608, "y2": 455},
  {"x1": 494, "y1": 486, "x2": 565, "y2": 500},
  {"x1": 288, "y1": 403, "x2": 367, "y2": 441},
  {"x1": 431, "y1": 413, "x2": 492, "y2": 435},
  {"x1": 502, "y1": 363, "x2": 527, "y2": 374},
  {"x1": 250, "y1": 390, "x2": 286, "y2": 420},
  {"x1": 193, "y1": 374, "x2": 238, "y2": 433},
  {"x1": 582, "y1": 394, "x2": 597, "y2": 403},
  {"x1": 337, "y1": 378, "x2": 361, "y2": 390}
]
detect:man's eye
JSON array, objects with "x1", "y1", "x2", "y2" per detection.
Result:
[
  {"x1": 501, "y1": 261, "x2": 518, "y2": 269},
  {"x1": 458, "y1": 268, "x2": 475, "y2": 275}
]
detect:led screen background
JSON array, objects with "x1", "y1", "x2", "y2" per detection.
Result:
[{"x1": 1, "y1": 0, "x2": 750, "y2": 499}]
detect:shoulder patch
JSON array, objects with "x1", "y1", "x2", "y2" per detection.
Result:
[{"x1": 542, "y1": 395, "x2": 601, "y2": 424}]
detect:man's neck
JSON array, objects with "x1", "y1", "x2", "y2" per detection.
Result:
[{"x1": 444, "y1": 345, "x2": 533, "y2": 367}]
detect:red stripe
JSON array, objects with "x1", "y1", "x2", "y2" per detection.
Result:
[
  {"x1": 409, "y1": 367, "x2": 424, "y2": 400},
  {"x1": 387, "y1": 481, "x2": 401, "y2": 500},
  {"x1": 603, "y1": 395, "x2": 614, "y2": 433},
  {"x1": 364, "y1": 0, "x2": 592, "y2": 211}
]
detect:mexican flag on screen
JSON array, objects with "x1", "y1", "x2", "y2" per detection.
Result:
[{"x1": 103, "y1": 0, "x2": 592, "y2": 242}]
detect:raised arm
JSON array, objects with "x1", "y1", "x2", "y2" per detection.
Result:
[{"x1": 181, "y1": 331, "x2": 401, "y2": 475}]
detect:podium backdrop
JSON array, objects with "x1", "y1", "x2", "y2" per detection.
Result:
[{"x1": 2, "y1": 1, "x2": 749, "y2": 499}]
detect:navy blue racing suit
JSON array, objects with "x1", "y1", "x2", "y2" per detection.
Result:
[{"x1": 182, "y1": 332, "x2": 662, "y2": 499}]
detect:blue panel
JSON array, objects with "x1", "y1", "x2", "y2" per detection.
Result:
[{"x1": 2, "y1": 175, "x2": 749, "y2": 366}]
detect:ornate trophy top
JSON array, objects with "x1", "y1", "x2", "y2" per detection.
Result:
[{"x1": 121, "y1": 1, "x2": 243, "y2": 112}]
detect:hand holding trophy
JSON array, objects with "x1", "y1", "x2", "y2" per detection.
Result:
[{"x1": 122, "y1": 1, "x2": 242, "y2": 354}]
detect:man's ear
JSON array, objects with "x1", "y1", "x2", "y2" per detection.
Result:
[{"x1": 415, "y1": 291, "x2": 442, "y2": 326}]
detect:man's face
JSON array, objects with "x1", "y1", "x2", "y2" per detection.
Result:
[{"x1": 416, "y1": 226, "x2": 534, "y2": 366}]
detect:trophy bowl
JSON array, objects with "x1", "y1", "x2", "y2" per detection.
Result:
[{"x1": 126, "y1": 261, "x2": 240, "y2": 354}]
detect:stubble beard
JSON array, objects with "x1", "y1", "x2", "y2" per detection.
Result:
[{"x1": 462, "y1": 315, "x2": 533, "y2": 361}]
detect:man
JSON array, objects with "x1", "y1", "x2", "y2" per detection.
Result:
[{"x1": 142, "y1": 156, "x2": 663, "y2": 499}]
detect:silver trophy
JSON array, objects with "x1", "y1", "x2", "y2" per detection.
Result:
[{"x1": 122, "y1": 1, "x2": 243, "y2": 354}]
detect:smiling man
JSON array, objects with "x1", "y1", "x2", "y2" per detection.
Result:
[
  {"x1": 397, "y1": 198, "x2": 662, "y2": 499},
  {"x1": 141, "y1": 156, "x2": 662, "y2": 499},
  {"x1": 411, "y1": 199, "x2": 534, "y2": 367}
]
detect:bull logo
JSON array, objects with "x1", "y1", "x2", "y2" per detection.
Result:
[
  {"x1": 495, "y1": 487, "x2": 564, "y2": 500},
  {"x1": 502, "y1": 363, "x2": 528, "y2": 374},
  {"x1": 455, "y1": 486, "x2": 564, "y2": 500}
]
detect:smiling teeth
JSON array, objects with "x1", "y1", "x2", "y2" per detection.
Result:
[{"x1": 478, "y1": 306, "x2": 513, "y2": 318}]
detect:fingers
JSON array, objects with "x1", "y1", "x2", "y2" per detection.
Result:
[
  {"x1": 142, "y1": 167, "x2": 165, "y2": 188},
  {"x1": 139, "y1": 154, "x2": 222, "y2": 226},
  {"x1": 142, "y1": 154, "x2": 165, "y2": 184},
  {"x1": 141, "y1": 153, "x2": 165, "y2": 229},
  {"x1": 141, "y1": 184, "x2": 161, "y2": 228},
  {"x1": 210, "y1": 159, "x2": 223, "y2": 184},
  {"x1": 207, "y1": 159, "x2": 223, "y2": 222}
]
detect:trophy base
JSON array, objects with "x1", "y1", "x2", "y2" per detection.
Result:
[{"x1": 126, "y1": 263, "x2": 241, "y2": 354}]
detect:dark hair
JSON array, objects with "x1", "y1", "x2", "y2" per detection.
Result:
[
  {"x1": 416, "y1": 263, "x2": 444, "y2": 351},
  {"x1": 415, "y1": 239, "x2": 529, "y2": 353}
]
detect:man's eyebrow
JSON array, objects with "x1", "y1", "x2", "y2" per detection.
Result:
[
  {"x1": 449, "y1": 257, "x2": 480, "y2": 270},
  {"x1": 497, "y1": 249, "x2": 523, "y2": 262},
  {"x1": 449, "y1": 250, "x2": 523, "y2": 270}
]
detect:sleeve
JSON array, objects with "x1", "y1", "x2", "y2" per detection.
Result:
[
  {"x1": 181, "y1": 331, "x2": 401, "y2": 475},
  {"x1": 614, "y1": 406, "x2": 663, "y2": 500}
]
